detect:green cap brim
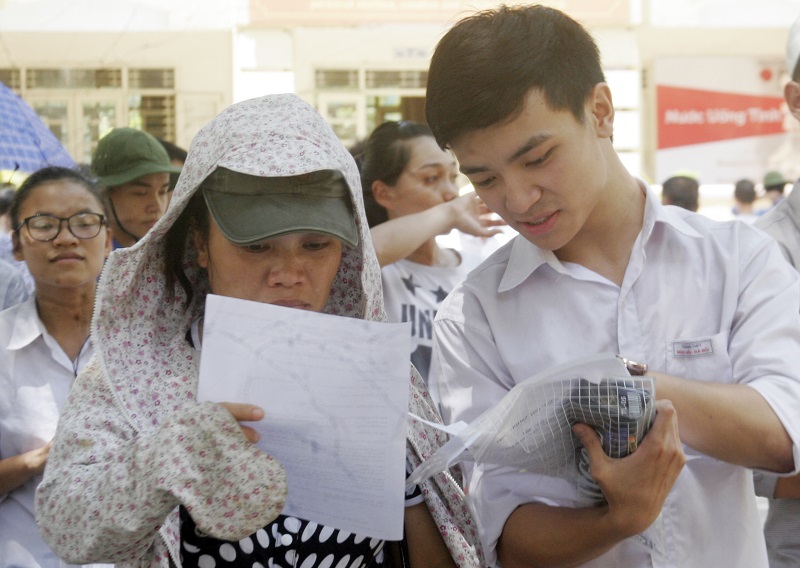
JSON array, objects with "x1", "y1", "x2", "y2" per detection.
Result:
[
  {"x1": 201, "y1": 168, "x2": 359, "y2": 248},
  {"x1": 99, "y1": 162, "x2": 182, "y2": 188}
]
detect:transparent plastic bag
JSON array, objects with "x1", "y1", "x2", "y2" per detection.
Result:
[{"x1": 408, "y1": 353, "x2": 664, "y2": 556}]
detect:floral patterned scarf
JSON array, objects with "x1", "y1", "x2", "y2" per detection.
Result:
[{"x1": 40, "y1": 94, "x2": 481, "y2": 566}]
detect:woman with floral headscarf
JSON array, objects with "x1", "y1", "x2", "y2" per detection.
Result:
[{"x1": 34, "y1": 95, "x2": 481, "y2": 568}]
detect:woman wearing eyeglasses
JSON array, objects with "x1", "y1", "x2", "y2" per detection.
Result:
[{"x1": 0, "y1": 166, "x2": 112, "y2": 567}]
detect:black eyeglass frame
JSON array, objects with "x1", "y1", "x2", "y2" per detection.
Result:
[{"x1": 17, "y1": 212, "x2": 107, "y2": 242}]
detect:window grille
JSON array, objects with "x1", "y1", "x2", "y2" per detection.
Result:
[
  {"x1": 0, "y1": 69, "x2": 22, "y2": 91},
  {"x1": 129, "y1": 94, "x2": 176, "y2": 142},
  {"x1": 129, "y1": 68, "x2": 175, "y2": 89},
  {"x1": 365, "y1": 70, "x2": 427, "y2": 89},
  {"x1": 315, "y1": 69, "x2": 359, "y2": 89},
  {"x1": 26, "y1": 68, "x2": 121, "y2": 89}
]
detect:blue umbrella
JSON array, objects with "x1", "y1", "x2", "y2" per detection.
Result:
[{"x1": 0, "y1": 81, "x2": 76, "y2": 174}]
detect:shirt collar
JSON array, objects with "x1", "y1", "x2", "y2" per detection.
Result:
[
  {"x1": 498, "y1": 179, "x2": 702, "y2": 293},
  {"x1": 7, "y1": 295, "x2": 45, "y2": 351}
]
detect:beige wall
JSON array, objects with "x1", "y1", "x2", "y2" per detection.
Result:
[
  {"x1": 0, "y1": 6, "x2": 792, "y2": 176},
  {"x1": 0, "y1": 30, "x2": 233, "y2": 149}
]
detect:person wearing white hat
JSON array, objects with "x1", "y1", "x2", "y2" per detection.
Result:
[{"x1": 751, "y1": 13, "x2": 800, "y2": 568}]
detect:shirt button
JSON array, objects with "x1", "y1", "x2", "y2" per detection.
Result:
[{"x1": 281, "y1": 533, "x2": 293, "y2": 546}]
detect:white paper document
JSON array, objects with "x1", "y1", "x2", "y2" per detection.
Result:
[{"x1": 197, "y1": 294, "x2": 411, "y2": 540}]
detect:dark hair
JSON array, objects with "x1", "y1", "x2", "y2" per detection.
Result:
[
  {"x1": 734, "y1": 179, "x2": 756, "y2": 204},
  {"x1": 661, "y1": 175, "x2": 699, "y2": 212},
  {"x1": 157, "y1": 138, "x2": 188, "y2": 164},
  {"x1": 358, "y1": 121, "x2": 434, "y2": 227},
  {"x1": 11, "y1": 166, "x2": 104, "y2": 230},
  {"x1": 0, "y1": 187, "x2": 15, "y2": 216},
  {"x1": 426, "y1": 5, "x2": 605, "y2": 148},
  {"x1": 163, "y1": 190, "x2": 210, "y2": 307},
  {"x1": 347, "y1": 139, "x2": 367, "y2": 172},
  {"x1": 157, "y1": 139, "x2": 187, "y2": 193}
]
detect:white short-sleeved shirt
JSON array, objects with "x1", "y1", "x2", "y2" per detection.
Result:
[
  {"x1": 0, "y1": 296, "x2": 94, "y2": 568},
  {"x1": 429, "y1": 182, "x2": 800, "y2": 568}
]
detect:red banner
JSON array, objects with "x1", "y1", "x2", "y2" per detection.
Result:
[{"x1": 657, "y1": 86, "x2": 785, "y2": 149}]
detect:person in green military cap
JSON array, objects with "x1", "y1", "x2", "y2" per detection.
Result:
[
  {"x1": 91, "y1": 128, "x2": 182, "y2": 249},
  {"x1": 762, "y1": 170, "x2": 789, "y2": 211}
]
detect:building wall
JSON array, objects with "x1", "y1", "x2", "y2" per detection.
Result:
[
  {"x1": 0, "y1": 30, "x2": 233, "y2": 151},
  {"x1": 0, "y1": 0, "x2": 795, "y2": 180}
]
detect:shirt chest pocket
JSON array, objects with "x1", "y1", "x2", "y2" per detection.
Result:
[{"x1": 664, "y1": 331, "x2": 733, "y2": 383}]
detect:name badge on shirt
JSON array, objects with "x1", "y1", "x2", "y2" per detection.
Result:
[{"x1": 672, "y1": 339, "x2": 714, "y2": 358}]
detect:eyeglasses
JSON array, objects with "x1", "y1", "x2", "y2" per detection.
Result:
[{"x1": 18, "y1": 212, "x2": 106, "y2": 242}]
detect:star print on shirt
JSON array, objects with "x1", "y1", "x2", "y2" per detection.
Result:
[
  {"x1": 402, "y1": 274, "x2": 421, "y2": 295},
  {"x1": 431, "y1": 286, "x2": 450, "y2": 303}
]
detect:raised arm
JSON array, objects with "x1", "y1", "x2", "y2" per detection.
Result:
[{"x1": 371, "y1": 192, "x2": 504, "y2": 267}]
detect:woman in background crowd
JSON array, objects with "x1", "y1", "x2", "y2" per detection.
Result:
[
  {"x1": 360, "y1": 121, "x2": 504, "y2": 382},
  {"x1": 0, "y1": 166, "x2": 112, "y2": 567}
]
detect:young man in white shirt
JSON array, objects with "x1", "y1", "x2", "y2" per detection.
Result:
[{"x1": 424, "y1": 5, "x2": 800, "y2": 567}]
